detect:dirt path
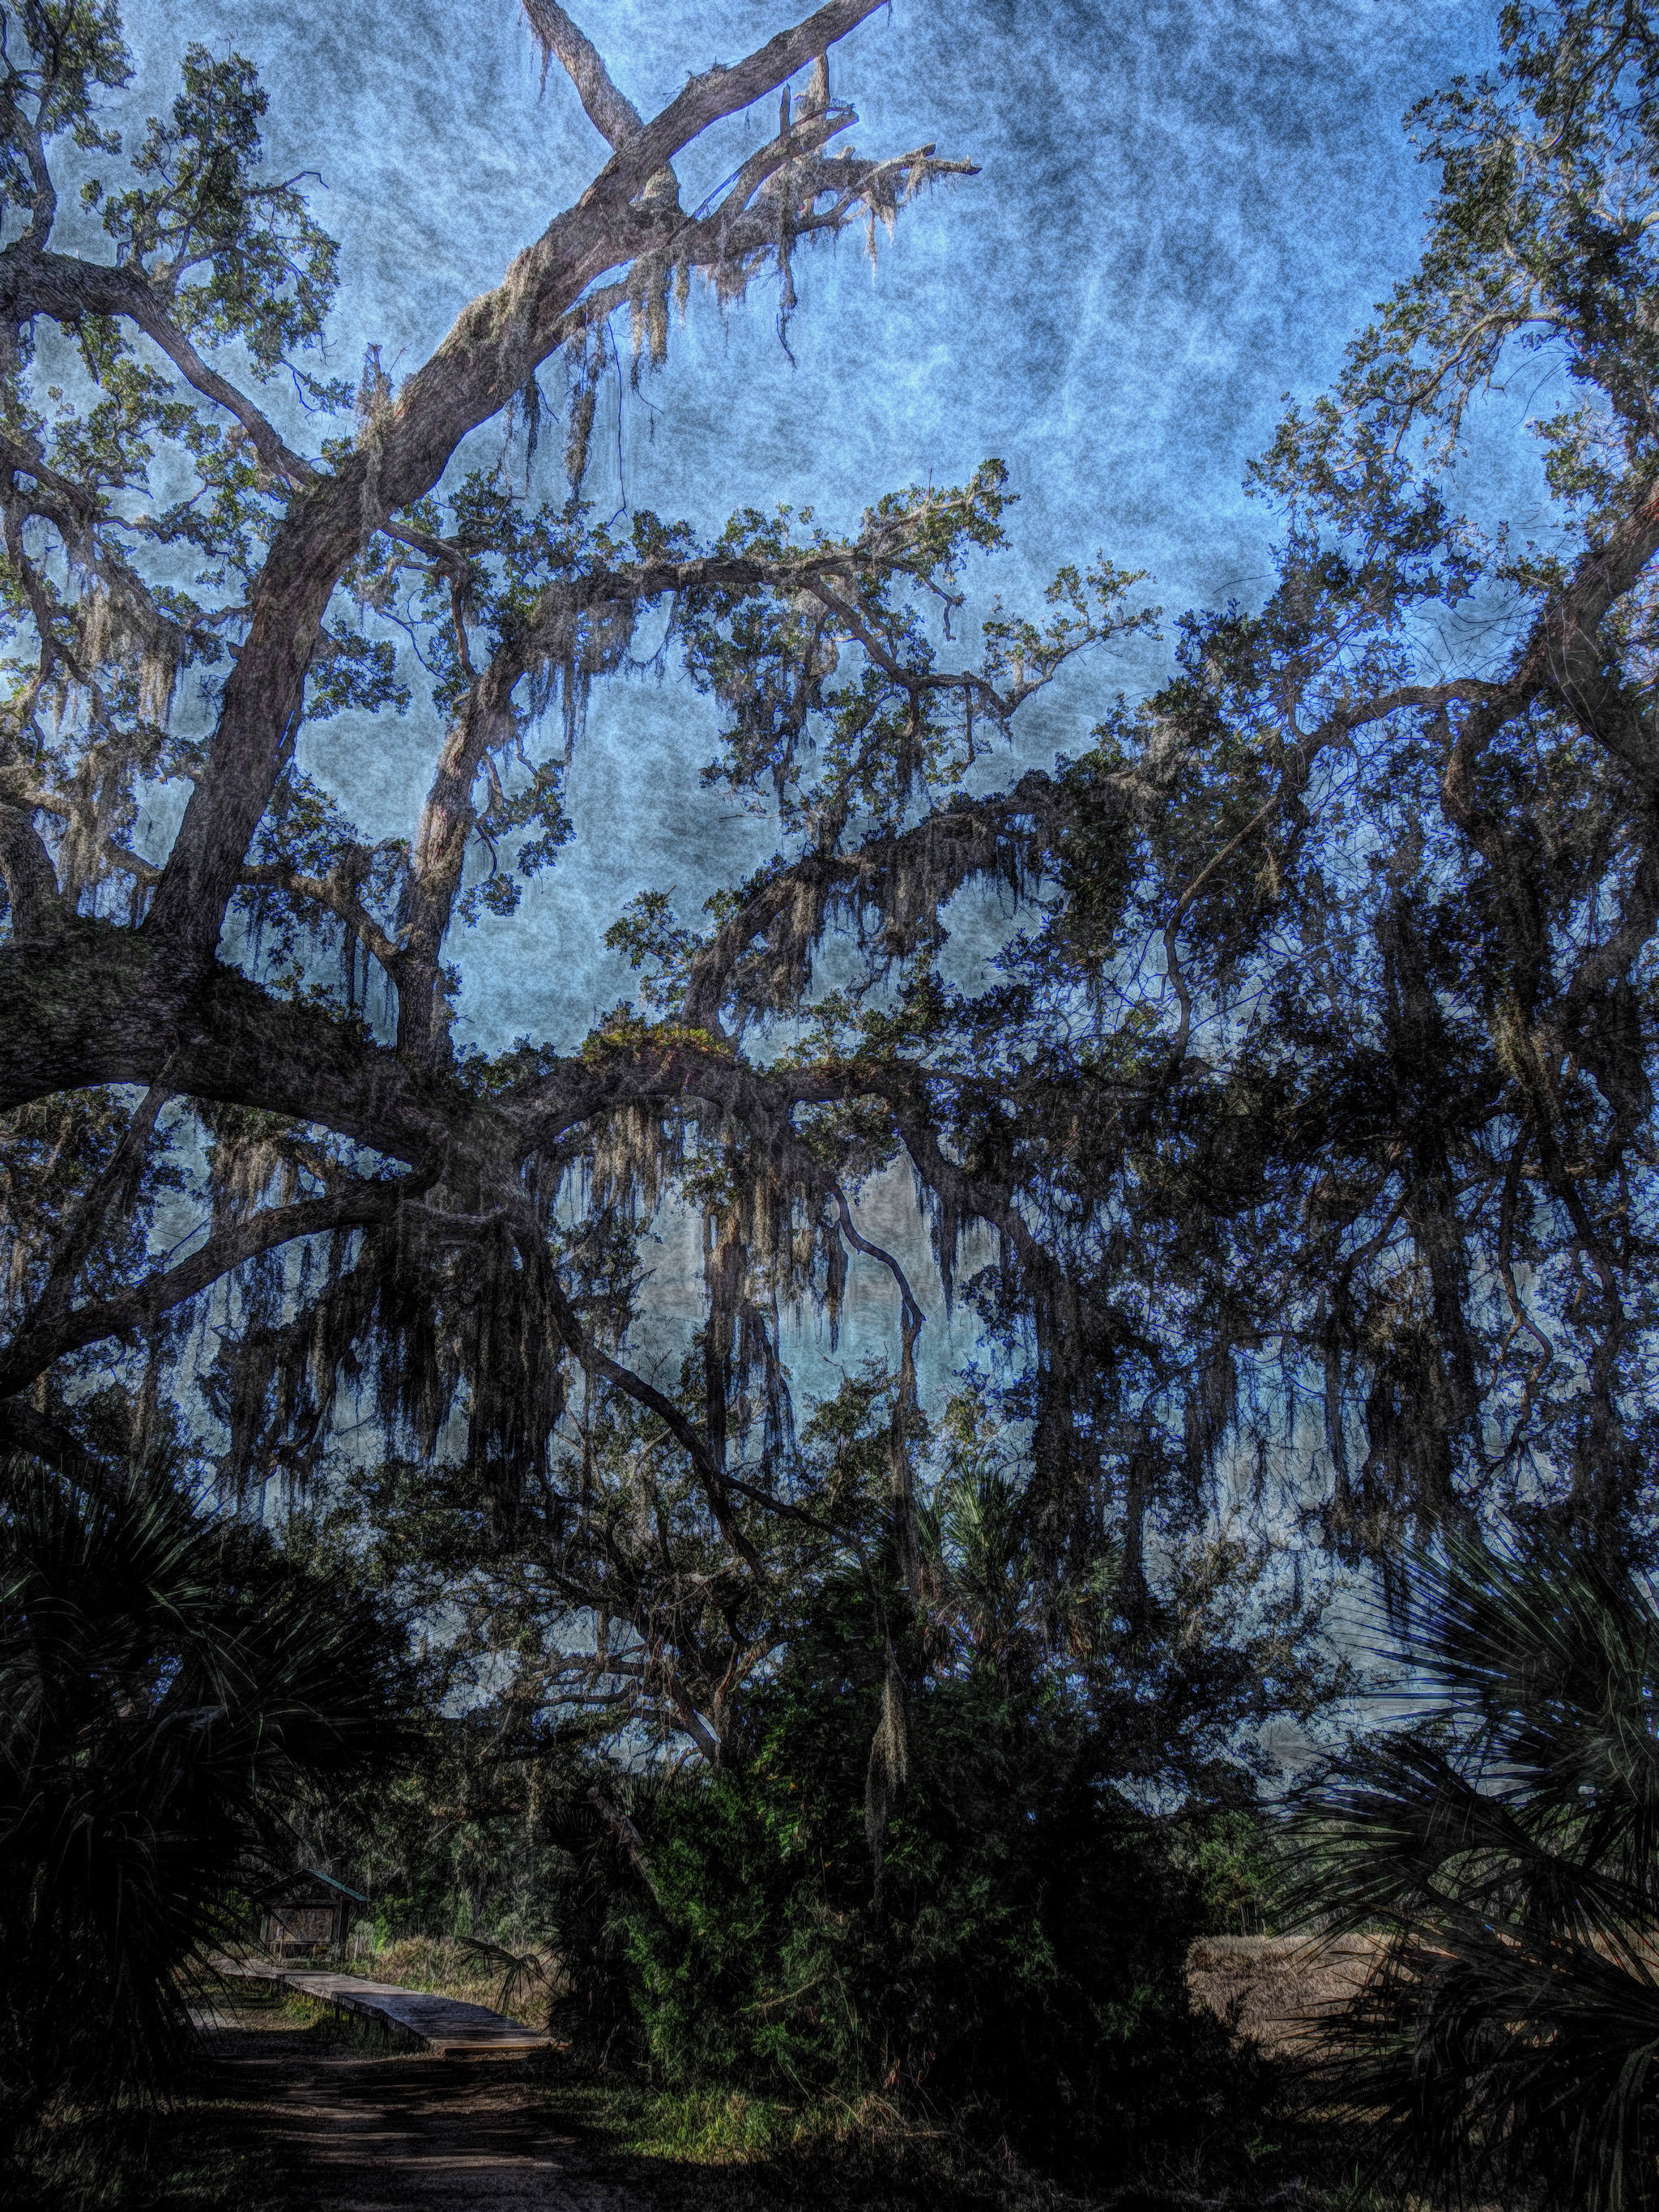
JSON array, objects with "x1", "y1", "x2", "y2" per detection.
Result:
[{"x1": 204, "y1": 2018, "x2": 642, "y2": 2211}]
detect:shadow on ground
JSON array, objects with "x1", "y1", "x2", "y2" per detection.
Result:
[{"x1": 203, "y1": 2012, "x2": 637, "y2": 2211}]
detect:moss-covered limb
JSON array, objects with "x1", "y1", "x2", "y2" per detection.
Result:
[
  {"x1": 0, "y1": 1175, "x2": 406, "y2": 1397},
  {"x1": 392, "y1": 500, "x2": 996, "y2": 1063},
  {"x1": 139, "y1": 0, "x2": 948, "y2": 968},
  {"x1": 0, "y1": 924, "x2": 477, "y2": 1162}
]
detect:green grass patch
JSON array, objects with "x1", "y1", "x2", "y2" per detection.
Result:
[
  {"x1": 529, "y1": 2077, "x2": 1117, "y2": 2210},
  {"x1": 527, "y1": 2071, "x2": 1441, "y2": 2212}
]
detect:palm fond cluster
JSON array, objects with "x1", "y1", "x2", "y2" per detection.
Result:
[{"x1": 5, "y1": 0, "x2": 1659, "y2": 2202}]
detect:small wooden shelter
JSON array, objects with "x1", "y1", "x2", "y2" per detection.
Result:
[{"x1": 258, "y1": 1869, "x2": 368, "y2": 1958}]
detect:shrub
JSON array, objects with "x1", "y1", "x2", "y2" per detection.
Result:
[
  {"x1": 584, "y1": 1575, "x2": 1265, "y2": 2185},
  {"x1": 0, "y1": 1465, "x2": 405, "y2": 2150},
  {"x1": 1292, "y1": 1535, "x2": 1659, "y2": 2211}
]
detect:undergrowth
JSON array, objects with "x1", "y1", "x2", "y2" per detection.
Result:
[
  {"x1": 522, "y1": 2066, "x2": 1460, "y2": 2212},
  {"x1": 523, "y1": 2073, "x2": 1435, "y2": 2212},
  {"x1": 532, "y1": 2078, "x2": 1107, "y2": 2210}
]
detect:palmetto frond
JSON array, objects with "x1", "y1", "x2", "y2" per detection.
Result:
[
  {"x1": 1293, "y1": 1536, "x2": 1659, "y2": 2211},
  {"x1": 0, "y1": 1463, "x2": 403, "y2": 2137}
]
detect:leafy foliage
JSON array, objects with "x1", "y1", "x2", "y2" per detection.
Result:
[
  {"x1": 8, "y1": 1, "x2": 1659, "y2": 2193},
  {"x1": 0, "y1": 1458, "x2": 407, "y2": 2146},
  {"x1": 91, "y1": 43, "x2": 339, "y2": 372},
  {"x1": 608, "y1": 1602, "x2": 1262, "y2": 2185},
  {"x1": 1293, "y1": 1535, "x2": 1659, "y2": 2212}
]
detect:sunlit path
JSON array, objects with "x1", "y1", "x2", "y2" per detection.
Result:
[
  {"x1": 222, "y1": 1959, "x2": 552, "y2": 2059},
  {"x1": 205, "y1": 2017, "x2": 637, "y2": 2212}
]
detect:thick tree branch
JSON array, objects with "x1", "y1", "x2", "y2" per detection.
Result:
[
  {"x1": 522, "y1": 2, "x2": 645, "y2": 149},
  {"x1": 0, "y1": 1398, "x2": 117, "y2": 1494},
  {"x1": 0, "y1": 90, "x2": 57, "y2": 254},
  {"x1": 0, "y1": 799, "x2": 69, "y2": 932},
  {"x1": 139, "y1": 0, "x2": 907, "y2": 970},
  {"x1": 585, "y1": 0, "x2": 883, "y2": 209},
  {"x1": 0, "y1": 1175, "x2": 408, "y2": 1398}
]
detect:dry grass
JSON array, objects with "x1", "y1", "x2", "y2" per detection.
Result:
[
  {"x1": 335, "y1": 1932, "x2": 534, "y2": 2015},
  {"x1": 1187, "y1": 1932, "x2": 1380, "y2": 2061}
]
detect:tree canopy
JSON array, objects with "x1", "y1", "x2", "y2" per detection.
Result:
[{"x1": 3, "y1": 0, "x2": 1659, "y2": 1784}]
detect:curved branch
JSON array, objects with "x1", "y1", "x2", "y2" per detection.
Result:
[
  {"x1": 0, "y1": 1174, "x2": 409, "y2": 1398},
  {"x1": 237, "y1": 861, "x2": 403, "y2": 974},
  {"x1": 520, "y1": 1223, "x2": 761, "y2": 1571},
  {"x1": 522, "y1": 2, "x2": 645, "y2": 149},
  {"x1": 829, "y1": 1181, "x2": 925, "y2": 1336},
  {"x1": 0, "y1": 249, "x2": 315, "y2": 484}
]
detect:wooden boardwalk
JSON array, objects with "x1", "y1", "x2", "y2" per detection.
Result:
[{"x1": 220, "y1": 1958, "x2": 552, "y2": 2059}]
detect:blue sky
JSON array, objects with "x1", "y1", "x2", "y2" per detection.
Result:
[
  {"x1": 77, "y1": 0, "x2": 1527, "y2": 1419},
  {"x1": 106, "y1": 2, "x2": 1504, "y2": 1055},
  {"x1": 116, "y1": 0, "x2": 1503, "y2": 595}
]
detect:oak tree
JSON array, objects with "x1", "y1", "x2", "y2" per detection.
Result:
[{"x1": 7, "y1": 0, "x2": 1659, "y2": 1788}]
